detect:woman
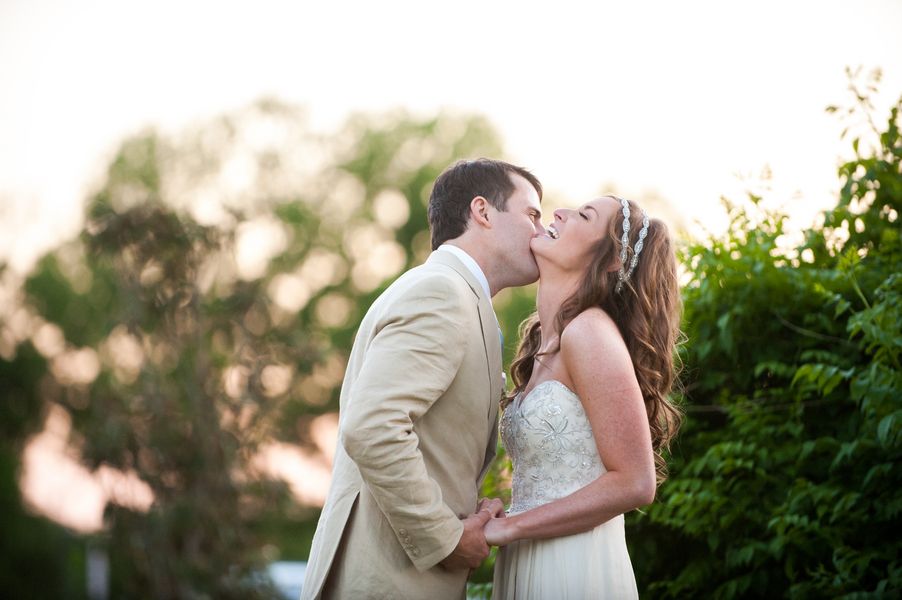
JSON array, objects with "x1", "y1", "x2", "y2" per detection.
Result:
[{"x1": 485, "y1": 195, "x2": 682, "y2": 598}]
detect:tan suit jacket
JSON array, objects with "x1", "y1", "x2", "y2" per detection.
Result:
[{"x1": 301, "y1": 250, "x2": 503, "y2": 600}]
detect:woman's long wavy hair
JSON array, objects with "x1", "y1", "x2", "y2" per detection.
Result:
[{"x1": 508, "y1": 196, "x2": 684, "y2": 484}]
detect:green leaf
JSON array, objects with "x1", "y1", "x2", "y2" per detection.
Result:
[{"x1": 877, "y1": 411, "x2": 901, "y2": 447}]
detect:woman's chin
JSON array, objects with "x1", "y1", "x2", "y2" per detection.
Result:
[{"x1": 530, "y1": 236, "x2": 554, "y2": 255}]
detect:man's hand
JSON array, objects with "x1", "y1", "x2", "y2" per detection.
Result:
[{"x1": 439, "y1": 509, "x2": 493, "y2": 570}]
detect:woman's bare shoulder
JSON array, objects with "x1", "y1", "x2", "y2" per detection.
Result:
[
  {"x1": 560, "y1": 308, "x2": 632, "y2": 376},
  {"x1": 561, "y1": 308, "x2": 622, "y2": 346}
]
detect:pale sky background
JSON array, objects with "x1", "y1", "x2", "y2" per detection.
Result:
[{"x1": 2, "y1": 0, "x2": 901, "y2": 273}]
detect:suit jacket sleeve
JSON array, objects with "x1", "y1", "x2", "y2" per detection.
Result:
[{"x1": 341, "y1": 273, "x2": 471, "y2": 571}]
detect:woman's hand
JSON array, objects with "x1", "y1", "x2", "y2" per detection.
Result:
[
  {"x1": 484, "y1": 516, "x2": 516, "y2": 547},
  {"x1": 476, "y1": 497, "x2": 506, "y2": 518}
]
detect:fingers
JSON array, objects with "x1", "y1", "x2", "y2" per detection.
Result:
[
  {"x1": 440, "y1": 512, "x2": 496, "y2": 572},
  {"x1": 476, "y1": 497, "x2": 506, "y2": 518},
  {"x1": 484, "y1": 498, "x2": 505, "y2": 517},
  {"x1": 474, "y1": 507, "x2": 493, "y2": 526}
]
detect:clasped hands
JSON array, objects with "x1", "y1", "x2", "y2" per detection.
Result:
[{"x1": 439, "y1": 497, "x2": 514, "y2": 571}]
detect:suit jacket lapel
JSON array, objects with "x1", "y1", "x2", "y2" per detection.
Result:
[
  {"x1": 475, "y1": 291, "x2": 502, "y2": 481},
  {"x1": 427, "y1": 251, "x2": 504, "y2": 420}
]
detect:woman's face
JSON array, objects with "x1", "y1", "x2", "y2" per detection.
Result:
[{"x1": 530, "y1": 196, "x2": 622, "y2": 273}]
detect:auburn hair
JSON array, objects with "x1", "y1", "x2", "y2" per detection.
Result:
[{"x1": 508, "y1": 197, "x2": 683, "y2": 484}]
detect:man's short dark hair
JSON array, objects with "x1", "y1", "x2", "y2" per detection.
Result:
[{"x1": 428, "y1": 158, "x2": 543, "y2": 250}]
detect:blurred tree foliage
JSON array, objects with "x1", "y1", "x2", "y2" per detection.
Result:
[
  {"x1": 0, "y1": 318, "x2": 87, "y2": 597},
  {"x1": 627, "y1": 73, "x2": 901, "y2": 597},
  {"x1": 2, "y1": 101, "x2": 529, "y2": 597}
]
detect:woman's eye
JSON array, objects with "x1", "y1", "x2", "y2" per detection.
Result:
[{"x1": 579, "y1": 212, "x2": 589, "y2": 220}]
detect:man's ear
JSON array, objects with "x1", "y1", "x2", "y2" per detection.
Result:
[{"x1": 469, "y1": 196, "x2": 492, "y2": 228}]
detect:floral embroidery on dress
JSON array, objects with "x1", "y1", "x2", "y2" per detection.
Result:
[{"x1": 500, "y1": 380, "x2": 605, "y2": 515}]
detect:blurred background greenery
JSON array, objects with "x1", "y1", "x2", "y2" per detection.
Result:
[{"x1": 2, "y1": 70, "x2": 900, "y2": 598}]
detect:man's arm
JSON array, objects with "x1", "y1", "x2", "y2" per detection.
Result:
[{"x1": 341, "y1": 274, "x2": 480, "y2": 570}]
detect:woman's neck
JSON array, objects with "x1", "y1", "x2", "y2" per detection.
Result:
[{"x1": 536, "y1": 271, "x2": 580, "y2": 351}]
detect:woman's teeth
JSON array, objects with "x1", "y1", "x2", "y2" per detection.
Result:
[{"x1": 547, "y1": 226, "x2": 559, "y2": 239}]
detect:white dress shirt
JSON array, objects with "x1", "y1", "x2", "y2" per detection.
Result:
[{"x1": 436, "y1": 244, "x2": 492, "y2": 300}]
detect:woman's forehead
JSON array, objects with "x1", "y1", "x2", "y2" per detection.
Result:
[{"x1": 590, "y1": 196, "x2": 622, "y2": 223}]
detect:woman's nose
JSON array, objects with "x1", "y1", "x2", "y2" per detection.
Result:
[{"x1": 553, "y1": 209, "x2": 565, "y2": 221}]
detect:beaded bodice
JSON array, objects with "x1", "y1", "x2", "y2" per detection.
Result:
[{"x1": 500, "y1": 380, "x2": 605, "y2": 515}]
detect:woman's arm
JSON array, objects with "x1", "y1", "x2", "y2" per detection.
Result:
[{"x1": 484, "y1": 308, "x2": 657, "y2": 546}]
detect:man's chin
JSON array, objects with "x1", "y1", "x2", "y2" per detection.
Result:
[{"x1": 512, "y1": 266, "x2": 540, "y2": 288}]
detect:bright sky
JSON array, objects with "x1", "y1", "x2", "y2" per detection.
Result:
[{"x1": 2, "y1": 0, "x2": 901, "y2": 273}]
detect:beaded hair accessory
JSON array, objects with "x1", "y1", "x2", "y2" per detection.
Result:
[{"x1": 615, "y1": 197, "x2": 650, "y2": 293}]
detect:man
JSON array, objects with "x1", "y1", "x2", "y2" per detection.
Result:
[{"x1": 301, "y1": 158, "x2": 545, "y2": 600}]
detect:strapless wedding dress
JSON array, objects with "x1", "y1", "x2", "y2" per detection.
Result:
[{"x1": 492, "y1": 380, "x2": 639, "y2": 599}]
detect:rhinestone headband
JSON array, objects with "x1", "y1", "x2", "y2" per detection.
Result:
[{"x1": 615, "y1": 197, "x2": 650, "y2": 293}]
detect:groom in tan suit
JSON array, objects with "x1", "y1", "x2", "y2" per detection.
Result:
[{"x1": 301, "y1": 159, "x2": 545, "y2": 600}]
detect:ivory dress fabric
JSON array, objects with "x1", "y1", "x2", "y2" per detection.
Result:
[{"x1": 493, "y1": 380, "x2": 639, "y2": 599}]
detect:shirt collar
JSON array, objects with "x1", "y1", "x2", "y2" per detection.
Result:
[{"x1": 437, "y1": 244, "x2": 491, "y2": 300}]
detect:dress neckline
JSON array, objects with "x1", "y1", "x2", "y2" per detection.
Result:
[{"x1": 516, "y1": 379, "x2": 578, "y2": 406}]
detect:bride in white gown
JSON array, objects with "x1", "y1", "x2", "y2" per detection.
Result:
[{"x1": 485, "y1": 196, "x2": 683, "y2": 599}]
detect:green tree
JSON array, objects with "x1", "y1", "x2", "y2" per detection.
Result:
[{"x1": 629, "y1": 74, "x2": 901, "y2": 598}]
